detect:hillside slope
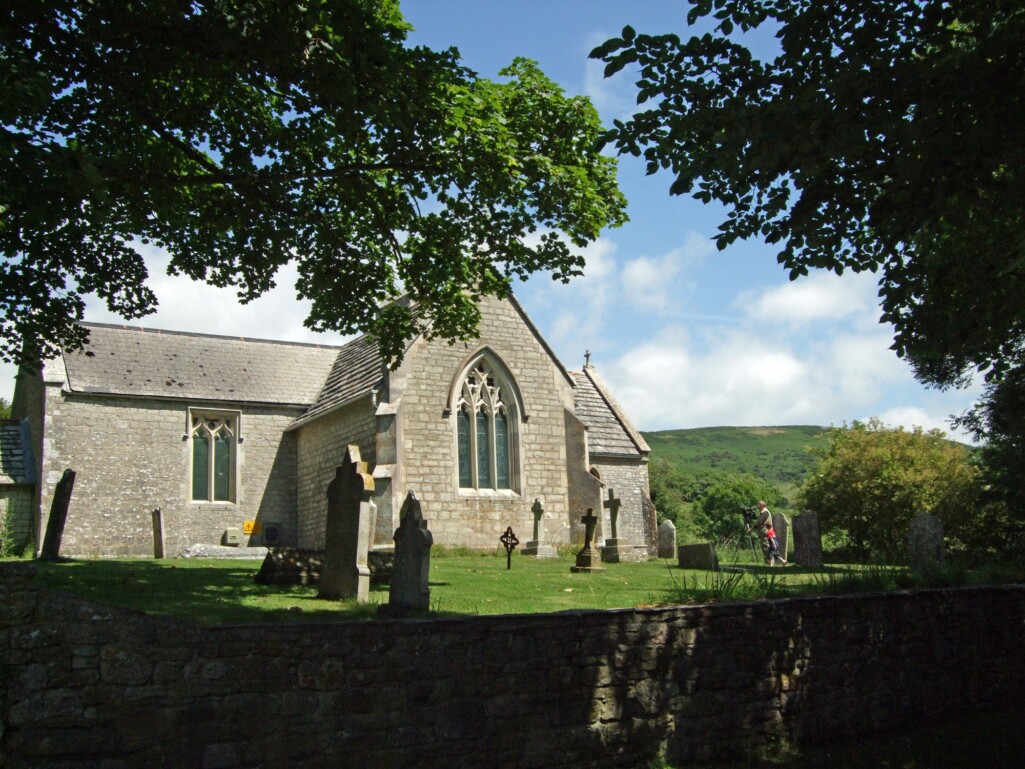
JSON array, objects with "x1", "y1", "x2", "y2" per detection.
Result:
[{"x1": 641, "y1": 425, "x2": 830, "y2": 487}]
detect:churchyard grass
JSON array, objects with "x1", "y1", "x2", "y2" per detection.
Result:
[{"x1": 25, "y1": 552, "x2": 1023, "y2": 626}]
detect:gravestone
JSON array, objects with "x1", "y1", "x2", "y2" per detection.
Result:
[
  {"x1": 658, "y1": 519, "x2": 677, "y2": 560},
  {"x1": 571, "y1": 508, "x2": 606, "y2": 573},
  {"x1": 152, "y1": 508, "x2": 165, "y2": 559},
  {"x1": 39, "y1": 468, "x2": 75, "y2": 561},
  {"x1": 677, "y1": 543, "x2": 719, "y2": 571},
  {"x1": 772, "y1": 512, "x2": 790, "y2": 564},
  {"x1": 319, "y1": 445, "x2": 374, "y2": 602},
  {"x1": 908, "y1": 513, "x2": 945, "y2": 570},
  {"x1": 379, "y1": 490, "x2": 434, "y2": 617},
  {"x1": 792, "y1": 511, "x2": 824, "y2": 569},
  {"x1": 601, "y1": 488, "x2": 643, "y2": 563},
  {"x1": 523, "y1": 498, "x2": 557, "y2": 558}
]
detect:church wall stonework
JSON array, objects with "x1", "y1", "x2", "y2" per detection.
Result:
[
  {"x1": 295, "y1": 396, "x2": 376, "y2": 550},
  {"x1": 393, "y1": 296, "x2": 576, "y2": 549},
  {"x1": 593, "y1": 458, "x2": 657, "y2": 556},
  {"x1": 32, "y1": 391, "x2": 303, "y2": 557}
]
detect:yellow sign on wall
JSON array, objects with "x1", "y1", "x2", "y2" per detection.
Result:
[{"x1": 243, "y1": 520, "x2": 261, "y2": 535}]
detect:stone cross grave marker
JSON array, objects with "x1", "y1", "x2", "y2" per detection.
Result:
[
  {"x1": 319, "y1": 445, "x2": 374, "y2": 602},
  {"x1": 380, "y1": 490, "x2": 434, "y2": 617},
  {"x1": 908, "y1": 513, "x2": 945, "y2": 571},
  {"x1": 771, "y1": 512, "x2": 790, "y2": 564},
  {"x1": 601, "y1": 487, "x2": 630, "y2": 563},
  {"x1": 500, "y1": 526, "x2": 519, "y2": 570},
  {"x1": 792, "y1": 511, "x2": 824, "y2": 569},
  {"x1": 604, "y1": 488, "x2": 621, "y2": 539},
  {"x1": 657, "y1": 519, "x2": 677, "y2": 560},
  {"x1": 523, "y1": 498, "x2": 557, "y2": 558},
  {"x1": 571, "y1": 508, "x2": 605, "y2": 573}
]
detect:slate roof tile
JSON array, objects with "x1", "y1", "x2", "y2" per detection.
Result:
[
  {"x1": 297, "y1": 334, "x2": 385, "y2": 423},
  {"x1": 64, "y1": 323, "x2": 342, "y2": 406},
  {"x1": 0, "y1": 420, "x2": 34, "y2": 485},
  {"x1": 571, "y1": 367, "x2": 649, "y2": 458}
]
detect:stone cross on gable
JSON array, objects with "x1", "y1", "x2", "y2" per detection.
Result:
[{"x1": 603, "y1": 488, "x2": 621, "y2": 540}]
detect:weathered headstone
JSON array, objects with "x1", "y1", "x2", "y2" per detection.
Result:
[
  {"x1": 319, "y1": 445, "x2": 374, "y2": 602},
  {"x1": 908, "y1": 513, "x2": 945, "y2": 571},
  {"x1": 571, "y1": 508, "x2": 606, "y2": 573},
  {"x1": 658, "y1": 519, "x2": 677, "y2": 560},
  {"x1": 523, "y1": 498, "x2": 557, "y2": 558},
  {"x1": 152, "y1": 508, "x2": 165, "y2": 559},
  {"x1": 379, "y1": 490, "x2": 434, "y2": 616},
  {"x1": 772, "y1": 512, "x2": 790, "y2": 564},
  {"x1": 39, "y1": 468, "x2": 75, "y2": 561},
  {"x1": 677, "y1": 543, "x2": 719, "y2": 571},
  {"x1": 792, "y1": 511, "x2": 824, "y2": 569}
]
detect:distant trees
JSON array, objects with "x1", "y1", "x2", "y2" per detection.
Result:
[
  {"x1": 696, "y1": 473, "x2": 784, "y2": 546},
  {"x1": 798, "y1": 419, "x2": 996, "y2": 561},
  {"x1": 0, "y1": 397, "x2": 9, "y2": 420}
]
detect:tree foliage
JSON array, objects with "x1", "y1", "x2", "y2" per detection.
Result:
[
  {"x1": 647, "y1": 457, "x2": 720, "y2": 540},
  {"x1": 1, "y1": 0, "x2": 627, "y2": 367},
  {"x1": 798, "y1": 419, "x2": 982, "y2": 560},
  {"x1": 591, "y1": 1, "x2": 1025, "y2": 415},
  {"x1": 696, "y1": 472, "x2": 784, "y2": 546}
]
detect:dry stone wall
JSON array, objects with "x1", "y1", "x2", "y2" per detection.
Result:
[{"x1": 4, "y1": 562, "x2": 1025, "y2": 769}]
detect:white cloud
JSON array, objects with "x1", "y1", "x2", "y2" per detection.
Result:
[
  {"x1": 82, "y1": 244, "x2": 348, "y2": 346},
  {"x1": 740, "y1": 269, "x2": 878, "y2": 327}
]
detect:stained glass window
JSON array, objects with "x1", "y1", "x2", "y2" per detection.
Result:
[
  {"x1": 476, "y1": 409, "x2": 492, "y2": 488},
  {"x1": 457, "y1": 409, "x2": 472, "y2": 487},
  {"x1": 190, "y1": 413, "x2": 237, "y2": 502},
  {"x1": 455, "y1": 358, "x2": 517, "y2": 491},
  {"x1": 495, "y1": 410, "x2": 509, "y2": 489}
]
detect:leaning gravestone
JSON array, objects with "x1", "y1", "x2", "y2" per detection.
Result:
[
  {"x1": 379, "y1": 490, "x2": 434, "y2": 617},
  {"x1": 908, "y1": 513, "x2": 945, "y2": 571},
  {"x1": 523, "y1": 498, "x2": 557, "y2": 558},
  {"x1": 39, "y1": 468, "x2": 76, "y2": 561},
  {"x1": 772, "y1": 512, "x2": 790, "y2": 563},
  {"x1": 319, "y1": 445, "x2": 374, "y2": 602},
  {"x1": 792, "y1": 511, "x2": 824, "y2": 569},
  {"x1": 658, "y1": 519, "x2": 677, "y2": 560},
  {"x1": 677, "y1": 543, "x2": 719, "y2": 571}
]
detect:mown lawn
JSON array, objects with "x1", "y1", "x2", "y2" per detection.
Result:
[{"x1": 29, "y1": 548, "x2": 1017, "y2": 626}]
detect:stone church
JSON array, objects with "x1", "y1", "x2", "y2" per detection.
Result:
[{"x1": 8, "y1": 295, "x2": 656, "y2": 559}]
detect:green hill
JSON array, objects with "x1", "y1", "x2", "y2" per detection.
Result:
[{"x1": 641, "y1": 425, "x2": 830, "y2": 488}]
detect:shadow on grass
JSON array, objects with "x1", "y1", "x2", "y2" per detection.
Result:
[{"x1": 32, "y1": 558, "x2": 386, "y2": 624}]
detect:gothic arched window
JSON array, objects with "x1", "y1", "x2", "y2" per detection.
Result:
[
  {"x1": 190, "y1": 412, "x2": 237, "y2": 502},
  {"x1": 455, "y1": 359, "x2": 517, "y2": 491}
]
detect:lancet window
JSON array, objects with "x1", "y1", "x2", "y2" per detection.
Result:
[{"x1": 190, "y1": 412, "x2": 237, "y2": 502}]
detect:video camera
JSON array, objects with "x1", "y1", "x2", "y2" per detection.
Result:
[{"x1": 740, "y1": 506, "x2": 758, "y2": 524}]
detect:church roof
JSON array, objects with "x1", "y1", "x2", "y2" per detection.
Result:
[
  {"x1": 0, "y1": 420, "x2": 34, "y2": 485},
  {"x1": 571, "y1": 366, "x2": 650, "y2": 458},
  {"x1": 62, "y1": 323, "x2": 342, "y2": 406},
  {"x1": 294, "y1": 334, "x2": 385, "y2": 425}
]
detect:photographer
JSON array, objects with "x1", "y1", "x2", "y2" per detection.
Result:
[{"x1": 745, "y1": 501, "x2": 774, "y2": 565}]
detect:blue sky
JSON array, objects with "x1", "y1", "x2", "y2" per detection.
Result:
[{"x1": 1, "y1": 1, "x2": 982, "y2": 439}]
